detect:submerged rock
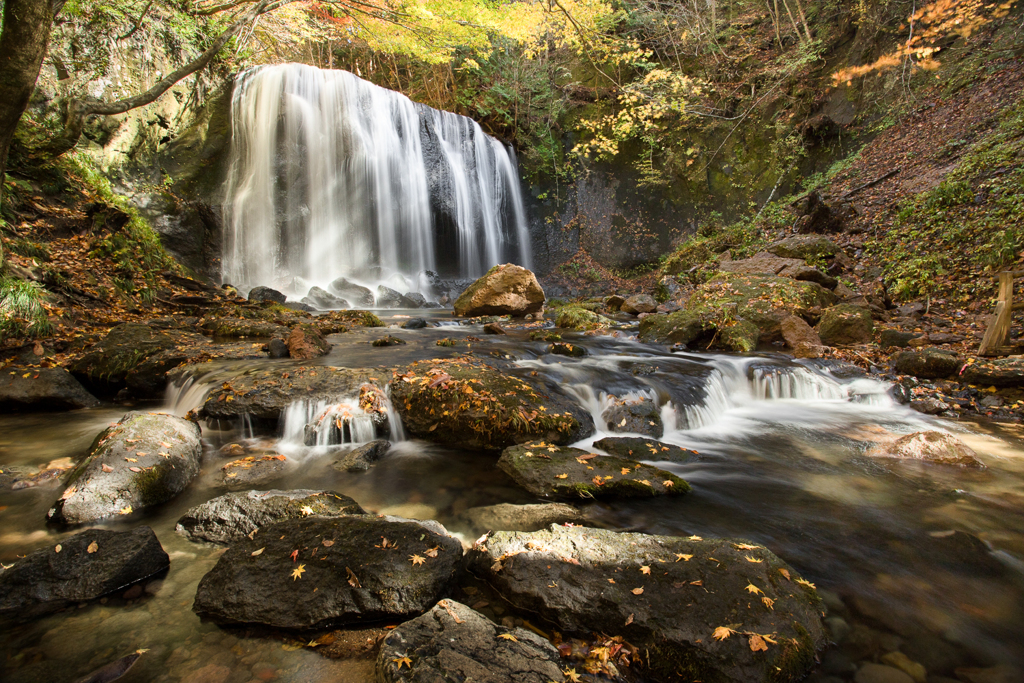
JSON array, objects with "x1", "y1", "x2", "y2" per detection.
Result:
[
  {"x1": 248, "y1": 286, "x2": 287, "y2": 305},
  {"x1": 457, "y1": 502, "x2": 583, "y2": 536},
  {"x1": 603, "y1": 397, "x2": 663, "y2": 437},
  {"x1": 176, "y1": 489, "x2": 365, "y2": 545},
  {"x1": 389, "y1": 357, "x2": 593, "y2": 450},
  {"x1": 497, "y1": 442, "x2": 688, "y2": 500},
  {"x1": 817, "y1": 304, "x2": 874, "y2": 346},
  {"x1": 453, "y1": 264, "x2": 545, "y2": 317},
  {"x1": 0, "y1": 366, "x2": 99, "y2": 411},
  {"x1": 593, "y1": 436, "x2": 697, "y2": 463},
  {"x1": 333, "y1": 439, "x2": 391, "y2": 472},
  {"x1": 285, "y1": 323, "x2": 330, "y2": 360},
  {"x1": 0, "y1": 527, "x2": 169, "y2": 623},
  {"x1": 469, "y1": 526, "x2": 826, "y2": 683},
  {"x1": 48, "y1": 412, "x2": 202, "y2": 525},
  {"x1": 870, "y1": 431, "x2": 984, "y2": 468},
  {"x1": 193, "y1": 516, "x2": 462, "y2": 629},
  {"x1": 376, "y1": 600, "x2": 564, "y2": 683},
  {"x1": 329, "y1": 277, "x2": 375, "y2": 307}
]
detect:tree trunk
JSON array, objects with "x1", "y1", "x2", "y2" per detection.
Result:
[{"x1": 0, "y1": 0, "x2": 56, "y2": 210}]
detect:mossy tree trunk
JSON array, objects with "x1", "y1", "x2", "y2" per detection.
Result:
[{"x1": 0, "y1": 0, "x2": 60, "y2": 211}]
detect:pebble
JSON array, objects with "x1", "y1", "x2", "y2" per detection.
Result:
[
  {"x1": 854, "y1": 663, "x2": 914, "y2": 683},
  {"x1": 179, "y1": 663, "x2": 232, "y2": 683},
  {"x1": 825, "y1": 616, "x2": 851, "y2": 643},
  {"x1": 880, "y1": 651, "x2": 926, "y2": 683}
]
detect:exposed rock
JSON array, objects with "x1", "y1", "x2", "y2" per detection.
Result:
[
  {"x1": 621, "y1": 294, "x2": 658, "y2": 315},
  {"x1": 720, "y1": 253, "x2": 838, "y2": 289},
  {"x1": 201, "y1": 317, "x2": 288, "y2": 338},
  {"x1": 401, "y1": 318, "x2": 429, "y2": 330},
  {"x1": 605, "y1": 294, "x2": 626, "y2": 311},
  {"x1": 285, "y1": 323, "x2": 331, "y2": 360},
  {"x1": 640, "y1": 273, "x2": 835, "y2": 349},
  {"x1": 483, "y1": 322, "x2": 506, "y2": 334},
  {"x1": 781, "y1": 314, "x2": 825, "y2": 358},
  {"x1": 305, "y1": 286, "x2": 348, "y2": 310},
  {"x1": 193, "y1": 516, "x2": 462, "y2": 629},
  {"x1": 265, "y1": 338, "x2": 289, "y2": 358},
  {"x1": 879, "y1": 330, "x2": 926, "y2": 349},
  {"x1": 376, "y1": 600, "x2": 563, "y2": 683},
  {"x1": 389, "y1": 357, "x2": 593, "y2": 450},
  {"x1": 377, "y1": 285, "x2": 418, "y2": 309},
  {"x1": 555, "y1": 305, "x2": 613, "y2": 331},
  {"x1": 961, "y1": 358, "x2": 1024, "y2": 387},
  {"x1": 817, "y1": 304, "x2": 874, "y2": 345},
  {"x1": 403, "y1": 292, "x2": 428, "y2": 308},
  {"x1": 657, "y1": 276, "x2": 684, "y2": 301},
  {"x1": 190, "y1": 365, "x2": 378, "y2": 421},
  {"x1": 176, "y1": 489, "x2": 365, "y2": 545},
  {"x1": 69, "y1": 323, "x2": 198, "y2": 395},
  {"x1": 216, "y1": 455, "x2": 289, "y2": 488},
  {"x1": 329, "y1": 277, "x2": 375, "y2": 307},
  {"x1": 793, "y1": 190, "x2": 844, "y2": 233},
  {"x1": 910, "y1": 397, "x2": 951, "y2": 415},
  {"x1": 603, "y1": 397, "x2": 662, "y2": 437},
  {"x1": 248, "y1": 286, "x2": 287, "y2": 305},
  {"x1": 593, "y1": 436, "x2": 697, "y2": 463},
  {"x1": 548, "y1": 342, "x2": 587, "y2": 358},
  {"x1": 284, "y1": 301, "x2": 317, "y2": 313},
  {"x1": 47, "y1": 412, "x2": 202, "y2": 525},
  {"x1": 0, "y1": 366, "x2": 99, "y2": 411},
  {"x1": 456, "y1": 503, "x2": 583, "y2": 536},
  {"x1": 767, "y1": 235, "x2": 840, "y2": 260},
  {"x1": 333, "y1": 440, "x2": 391, "y2": 472},
  {"x1": 893, "y1": 348, "x2": 964, "y2": 380},
  {"x1": 498, "y1": 442, "x2": 688, "y2": 500},
  {"x1": 468, "y1": 526, "x2": 825, "y2": 683},
  {"x1": 372, "y1": 335, "x2": 408, "y2": 347},
  {"x1": 453, "y1": 264, "x2": 545, "y2": 317},
  {"x1": 870, "y1": 431, "x2": 984, "y2": 468},
  {"x1": 0, "y1": 527, "x2": 169, "y2": 624}
]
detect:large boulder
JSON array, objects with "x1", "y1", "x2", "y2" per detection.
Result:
[
  {"x1": 0, "y1": 527, "x2": 169, "y2": 623},
  {"x1": 376, "y1": 285, "x2": 418, "y2": 308},
  {"x1": 720, "y1": 253, "x2": 838, "y2": 289},
  {"x1": 47, "y1": 412, "x2": 202, "y2": 525},
  {"x1": 306, "y1": 286, "x2": 348, "y2": 309},
  {"x1": 893, "y1": 348, "x2": 964, "y2": 380},
  {"x1": 0, "y1": 366, "x2": 99, "y2": 411},
  {"x1": 329, "y1": 277, "x2": 375, "y2": 307},
  {"x1": 869, "y1": 431, "x2": 985, "y2": 468},
  {"x1": 376, "y1": 600, "x2": 564, "y2": 683},
  {"x1": 201, "y1": 318, "x2": 287, "y2": 338},
  {"x1": 453, "y1": 264, "x2": 545, "y2": 317},
  {"x1": 469, "y1": 526, "x2": 826, "y2": 683},
  {"x1": 248, "y1": 286, "x2": 287, "y2": 304},
  {"x1": 68, "y1": 323, "x2": 198, "y2": 395},
  {"x1": 333, "y1": 439, "x2": 391, "y2": 472},
  {"x1": 285, "y1": 323, "x2": 330, "y2": 360},
  {"x1": 640, "y1": 273, "x2": 835, "y2": 349},
  {"x1": 389, "y1": 357, "x2": 592, "y2": 450},
  {"x1": 497, "y1": 442, "x2": 688, "y2": 500},
  {"x1": 767, "y1": 235, "x2": 840, "y2": 260},
  {"x1": 780, "y1": 314, "x2": 825, "y2": 358},
  {"x1": 961, "y1": 357, "x2": 1024, "y2": 387},
  {"x1": 603, "y1": 396, "x2": 663, "y2": 437},
  {"x1": 621, "y1": 294, "x2": 658, "y2": 315},
  {"x1": 175, "y1": 489, "x2": 365, "y2": 545},
  {"x1": 456, "y1": 503, "x2": 584, "y2": 536},
  {"x1": 817, "y1": 304, "x2": 874, "y2": 346},
  {"x1": 192, "y1": 516, "x2": 462, "y2": 629}
]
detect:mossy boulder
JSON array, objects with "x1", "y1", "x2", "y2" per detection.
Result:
[
  {"x1": 47, "y1": 411, "x2": 202, "y2": 525},
  {"x1": 959, "y1": 357, "x2": 1024, "y2": 387},
  {"x1": 593, "y1": 436, "x2": 699, "y2": 464},
  {"x1": 68, "y1": 323, "x2": 200, "y2": 395},
  {"x1": 767, "y1": 235, "x2": 840, "y2": 260},
  {"x1": 817, "y1": 304, "x2": 874, "y2": 346},
  {"x1": 555, "y1": 305, "x2": 614, "y2": 330},
  {"x1": 200, "y1": 317, "x2": 288, "y2": 338},
  {"x1": 469, "y1": 526, "x2": 826, "y2": 683},
  {"x1": 389, "y1": 357, "x2": 593, "y2": 450},
  {"x1": 603, "y1": 397, "x2": 663, "y2": 436},
  {"x1": 497, "y1": 442, "x2": 688, "y2": 500},
  {"x1": 454, "y1": 264, "x2": 545, "y2": 317},
  {"x1": 640, "y1": 273, "x2": 834, "y2": 349},
  {"x1": 192, "y1": 516, "x2": 462, "y2": 629}
]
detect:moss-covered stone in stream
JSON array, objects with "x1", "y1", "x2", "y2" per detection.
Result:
[
  {"x1": 554, "y1": 305, "x2": 614, "y2": 331},
  {"x1": 68, "y1": 323, "x2": 203, "y2": 394},
  {"x1": 388, "y1": 356, "x2": 593, "y2": 450},
  {"x1": 200, "y1": 318, "x2": 287, "y2": 338},
  {"x1": 640, "y1": 273, "x2": 835, "y2": 348},
  {"x1": 497, "y1": 442, "x2": 688, "y2": 500}
]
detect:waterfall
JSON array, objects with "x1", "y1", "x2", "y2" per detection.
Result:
[{"x1": 221, "y1": 63, "x2": 532, "y2": 298}]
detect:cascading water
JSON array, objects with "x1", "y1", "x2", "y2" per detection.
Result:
[{"x1": 221, "y1": 63, "x2": 532, "y2": 299}]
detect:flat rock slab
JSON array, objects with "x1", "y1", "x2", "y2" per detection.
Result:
[
  {"x1": 593, "y1": 437, "x2": 698, "y2": 463},
  {"x1": 456, "y1": 503, "x2": 583, "y2": 536},
  {"x1": 869, "y1": 431, "x2": 984, "y2": 468},
  {"x1": 893, "y1": 348, "x2": 964, "y2": 380},
  {"x1": 176, "y1": 489, "x2": 366, "y2": 545},
  {"x1": 193, "y1": 516, "x2": 462, "y2": 630},
  {"x1": 498, "y1": 442, "x2": 689, "y2": 500},
  {"x1": 48, "y1": 412, "x2": 202, "y2": 525},
  {"x1": 216, "y1": 454, "x2": 289, "y2": 489},
  {"x1": 961, "y1": 358, "x2": 1024, "y2": 387},
  {"x1": 376, "y1": 599, "x2": 564, "y2": 683},
  {"x1": 470, "y1": 526, "x2": 826, "y2": 683},
  {"x1": 0, "y1": 366, "x2": 99, "y2": 411},
  {"x1": 0, "y1": 527, "x2": 169, "y2": 623}
]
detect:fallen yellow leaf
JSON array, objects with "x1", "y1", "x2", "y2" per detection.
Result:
[
  {"x1": 712, "y1": 626, "x2": 734, "y2": 641},
  {"x1": 291, "y1": 564, "x2": 306, "y2": 581}
]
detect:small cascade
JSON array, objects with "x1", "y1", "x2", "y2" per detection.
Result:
[
  {"x1": 281, "y1": 398, "x2": 377, "y2": 447},
  {"x1": 222, "y1": 63, "x2": 532, "y2": 297},
  {"x1": 163, "y1": 376, "x2": 214, "y2": 417}
]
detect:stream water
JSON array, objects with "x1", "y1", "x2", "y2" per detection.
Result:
[{"x1": 2, "y1": 315, "x2": 1024, "y2": 682}]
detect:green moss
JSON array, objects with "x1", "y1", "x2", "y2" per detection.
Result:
[{"x1": 555, "y1": 305, "x2": 613, "y2": 331}]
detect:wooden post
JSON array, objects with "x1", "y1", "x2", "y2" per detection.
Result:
[{"x1": 979, "y1": 272, "x2": 1014, "y2": 356}]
